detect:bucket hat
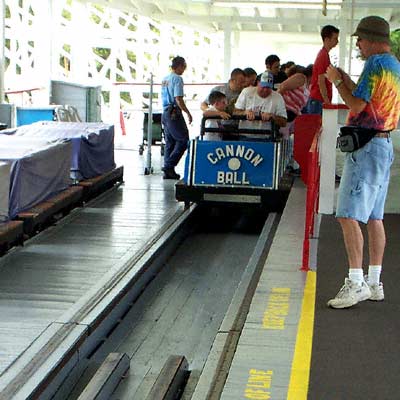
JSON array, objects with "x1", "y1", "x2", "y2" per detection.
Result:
[{"x1": 352, "y1": 16, "x2": 390, "y2": 44}]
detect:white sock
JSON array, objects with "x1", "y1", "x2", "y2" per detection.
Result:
[
  {"x1": 368, "y1": 265, "x2": 382, "y2": 285},
  {"x1": 349, "y1": 268, "x2": 364, "y2": 285}
]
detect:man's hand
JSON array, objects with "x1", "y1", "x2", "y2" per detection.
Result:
[
  {"x1": 219, "y1": 111, "x2": 231, "y2": 120},
  {"x1": 261, "y1": 112, "x2": 272, "y2": 121},
  {"x1": 325, "y1": 64, "x2": 341, "y2": 83},
  {"x1": 246, "y1": 110, "x2": 256, "y2": 120},
  {"x1": 187, "y1": 112, "x2": 193, "y2": 124},
  {"x1": 337, "y1": 67, "x2": 357, "y2": 90}
]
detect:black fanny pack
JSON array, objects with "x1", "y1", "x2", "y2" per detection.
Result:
[
  {"x1": 337, "y1": 126, "x2": 380, "y2": 152},
  {"x1": 166, "y1": 104, "x2": 182, "y2": 120}
]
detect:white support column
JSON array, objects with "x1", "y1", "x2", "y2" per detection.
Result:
[
  {"x1": 70, "y1": 1, "x2": 89, "y2": 82},
  {"x1": 348, "y1": 0, "x2": 356, "y2": 76},
  {"x1": 0, "y1": 0, "x2": 5, "y2": 103},
  {"x1": 338, "y1": 17, "x2": 348, "y2": 70},
  {"x1": 110, "y1": 83, "x2": 121, "y2": 135},
  {"x1": 223, "y1": 25, "x2": 231, "y2": 80},
  {"x1": 34, "y1": 0, "x2": 54, "y2": 103},
  {"x1": 319, "y1": 107, "x2": 338, "y2": 214}
]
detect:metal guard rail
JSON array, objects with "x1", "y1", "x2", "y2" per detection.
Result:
[{"x1": 301, "y1": 126, "x2": 322, "y2": 271}]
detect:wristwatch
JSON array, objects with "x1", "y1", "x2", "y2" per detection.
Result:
[{"x1": 334, "y1": 79, "x2": 343, "y2": 88}]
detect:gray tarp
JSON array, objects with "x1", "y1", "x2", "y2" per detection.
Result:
[
  {"x1": 4, "y1": 122, "x2": 116, "y2": 180},
  {"x1": 0, "y1": 162, "x2": 11, "y2": 222},
  {"x1": 0, "y1": 136, "x2": 72, "y2": 219}
]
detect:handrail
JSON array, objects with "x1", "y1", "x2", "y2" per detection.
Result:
[
  {"x1": 199, "y1": 115, "x2": 281, "y2": 140},
  {"x1": 112, "y1": 82, "x2": 224, "y2": 86},
  {"x1": 301, "y1": 126, "x2": 322, "y2": 271}
]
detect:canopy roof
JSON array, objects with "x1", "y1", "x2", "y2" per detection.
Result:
[{"x1": 87, "y1": 0, "x2": 400, "y2": 34}]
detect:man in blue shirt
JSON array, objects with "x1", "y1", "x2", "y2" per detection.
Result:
[{"x1": 161, "y1": 56, "x2": 192, "y2": 179}]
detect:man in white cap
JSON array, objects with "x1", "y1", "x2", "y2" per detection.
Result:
[
  {"x1": 325, "y1": 16, "x2": 400, "y2": 308},
  {"x1": 233, "y1": 71, "x2": 287, "y2": 132}
]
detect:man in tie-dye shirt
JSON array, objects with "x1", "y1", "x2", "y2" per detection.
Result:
[{"x1": 325, "y1": 16, "x2": 400, "y2": 309}]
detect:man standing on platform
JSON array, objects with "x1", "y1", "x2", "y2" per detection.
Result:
[
  {"x1": 305, "y1": 25, "x2": 339, "y2": 114},
  {"x1": 325, "y1": 16, "x2": 400, "y2": 308},
  {"x1": 161, "y1": 56, "x2": 192, "y2": 180}
]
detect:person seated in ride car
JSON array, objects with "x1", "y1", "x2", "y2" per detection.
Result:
[
  {"x1": 243, "y1": 67, "x2": 258, "y2": 87},
  {"x1": 202, "y1": 91, "x2": 231, "y2": 140},
  {"x1": 200, "y1": 68, "x2": 246, "y2": 115},
  {"x1": 233, "y1": 71, "x2": 287, "y2": 132}
]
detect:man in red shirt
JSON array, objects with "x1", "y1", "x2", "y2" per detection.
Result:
[{"x1": 305, "y1": 25, "x2": 339, "y2": 114}]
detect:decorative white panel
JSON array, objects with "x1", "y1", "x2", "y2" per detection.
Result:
[{"x1": 3, "y1": 0, "x2": 224, "y2": 110}]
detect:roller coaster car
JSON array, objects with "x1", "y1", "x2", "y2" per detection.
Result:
[{"x1": 175, "y1": 115, "x2": 293, "y2": 210}]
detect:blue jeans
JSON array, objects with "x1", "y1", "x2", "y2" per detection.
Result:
[
  {"x1": 336, "y1": 137, "x2": 394, "y2": 223},
  {"x1": 162, "y1": 109, "x2": 189, "y2": 170},
  {"x1": 305, "y1": 98, "x2": 323, "y2": 115}
]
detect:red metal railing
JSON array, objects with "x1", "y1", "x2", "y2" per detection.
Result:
[
  {"x1": 293, "y1": 114, "x2": 322, "y2": 271},
  {"x1": 300, "y1": 128, "x2": 322, "y2": 271}
]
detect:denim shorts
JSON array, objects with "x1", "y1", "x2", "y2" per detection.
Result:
[
  {"x1": 336, "y1": 137, "x2": 394, "y2": 223},
  {"x1": 305, "y1": 98, "x2": 323, "y2": 115}
]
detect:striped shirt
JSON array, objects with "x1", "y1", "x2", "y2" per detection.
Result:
[{"x1": 282, "y1": 84, "x2": 309, "y2": 116}]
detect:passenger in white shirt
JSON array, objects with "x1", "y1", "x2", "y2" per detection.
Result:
[
  {"x1": 202, "y1": 91, "x2": 231, "y2": 140},
  {"x1": 233, "y1": 71, "x2": 287, "y2": 132}
]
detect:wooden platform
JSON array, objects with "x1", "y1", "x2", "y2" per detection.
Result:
[
  {"x1": 1, "y1": 167, "x2": 125, "y2": 250},
  {"x1": 0, "y1": 149, "x2": 183, "y2": 399},
  {"x1": 79, "y1": 166, "x2": 124, "y2": 201},
  {"x1": 0, "y1": 220, "x2": 24, "y2": 255},
  {"x1": 16, "y1": 185, "x2": 84, "y2": 236}
]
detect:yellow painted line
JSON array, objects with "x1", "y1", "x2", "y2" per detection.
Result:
[{"x1": 287, "y1": 271, "x2": 316, "y2": 400}]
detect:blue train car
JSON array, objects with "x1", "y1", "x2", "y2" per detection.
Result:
[{"x1": 175, "y1": 116, "x2": 293, "y2": 210}]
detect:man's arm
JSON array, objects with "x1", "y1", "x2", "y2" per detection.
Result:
[
  {"x1": 326, "y1": 65, "x2": 366, "y2": 114},
  {"x1": 233, "y1": 107, "x2": 245, "y2": 116},
  {"x1": 200, "y1": 101, "x2": 209, "y2": 112},
  {"x1": 203, "y1": 109, "x2": 231, "y2": 120},
  {"x1": 337, "y1": 68, "x2": 357, "y2": 91},
  {"x1": 233, "y1": 108, "x2": 256, "y2": 120},
  {"x1": 271, "y1": 115, "x2": 287, "y2": 127},
  {"x1": 317, "y1": 74, "x2": 331, "y2": 104},
  {"x1": 176, "y1": 96, "x2": 193, "y2": 124},
  {"x1": 261, "y1": 112, "x2": 286, "y2": 127},
  {"x1": 278, "y1": 73, "x2": 306, "y2": 93}
]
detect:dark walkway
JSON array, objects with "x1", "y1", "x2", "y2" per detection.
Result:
[{"x1": 309, "y1": 214, "x2": 400, "y2": 400}]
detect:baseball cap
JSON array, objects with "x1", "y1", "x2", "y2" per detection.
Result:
[
  {"x1": 259, "y1": 71, "x2": 274, "y2": 88},
  {"x1": 352, "y1": 16, "x2": 390, "y2": 44}
]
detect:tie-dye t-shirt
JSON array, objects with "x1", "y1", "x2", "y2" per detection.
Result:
[{"x1": 347, "y1": 53, "x2": 400, "y2": 131}]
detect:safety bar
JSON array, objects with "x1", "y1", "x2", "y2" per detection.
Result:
[{"x1": 199, "y1": 115, "x2": 281, "y2": 141}]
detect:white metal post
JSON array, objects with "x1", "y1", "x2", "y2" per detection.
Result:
[
  {"x1": 223, "y1": 25, "x2": 232, "y2": 80},
  {"x1": 34, "y1": 0, "x2": 53, "y2": 104},
  {"x1": 145, "y1": 73, "x2": 154, "y2": 175},
  {"x1": 69, "y1": 1, "x2": 90, "y2": 84},
  {"x1": 318, "y1": 107, "x2": 338, "y2": 214}
]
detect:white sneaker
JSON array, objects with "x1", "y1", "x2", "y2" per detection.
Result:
[
  {"x1": 327, "y1": 278, "x2": 371, "y2": 309},
  {"x1": 364, "y1": 275, "x2": 384, "y2": 301}
]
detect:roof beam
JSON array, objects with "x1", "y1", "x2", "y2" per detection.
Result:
[
  {"x1": 149, "y1": 13, "x2": 339, "y2": 27},
  {"x1": 275, "y1": 9, "x2": 283, "y2": 32},
  {"x1": 153, "y1": 2, "x2": 165, "y2": 14}
]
